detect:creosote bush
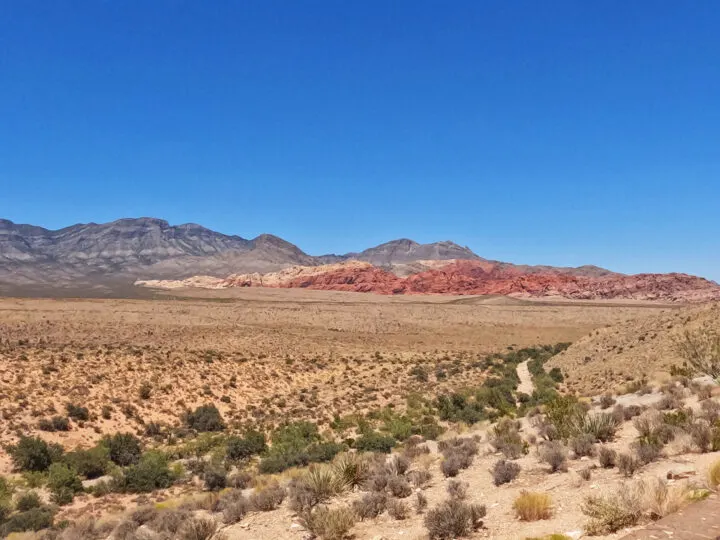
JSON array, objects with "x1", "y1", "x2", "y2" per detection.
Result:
[
  {"x1": 300, "y1": 505, "x2": 357, "y2": 540},
  {"x1": 102, "y1": 432, "x2": 142, "y2": 466},
  {"x1": 353, "y1": 491, "x2": 387, "y2": 519},
  {"x1": 424, "y1": 499, "x2": 486, "y2": 539},
  {"x1": 598, "y1": 446, "x2": 617, "y2": 468},
  {"x1": 8, "y1": 436, "x2": 63, "y2": 472},
  {"x1": 185, "y1": 404, "x2": 225, "y2": 432},
  {"x1": 539, "y1": 442, "x2": 567, "y2": 473},
  {"x1": 492, "y1": 459, "x2": 521, "y2": 486}
]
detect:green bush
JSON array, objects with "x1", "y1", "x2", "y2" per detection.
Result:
[
  {"x1": 48, "y1": 463, "x2": 83, "y2": 505},
  {"x1": 118, "y1": 451, "x2": 175, "y2": 493},
  {"x1": 102, "y1": 432, "x2": 142, "y2": 466},
  {"x1": 185, "y1": 404, "x2": 225, "y2": 432},
  {"x1": 306, "y1": 442, "x2": 345, "y2": 463},
  {"x1": 0, "y1": 507, "x2": 54, "y2": 536},
  {"x1": 354, "y1": 432, "x2": 396, "y2": 453},
  {"x1": 226, "y1": 430, "x2": 267, "y2": 460},
  {"x1": 272, "y1": 421, "x2": 320, "y2": 450},
  {"x1": 65, "y1": 446, "x2": 110, "y2": 479},
  {"x1": 66, "y1": 402, "x2": 90, "y2": 421},
  {"x1": 15, "y1": 490, "x2": 42, "y2": 511},
  {"x1": 8, "y1": 436, "x2": 63, "y2": 472}
]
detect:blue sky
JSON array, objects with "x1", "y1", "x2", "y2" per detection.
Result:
[{"x1": 1, "y1": 1, "x2": 718, "y2": 280}]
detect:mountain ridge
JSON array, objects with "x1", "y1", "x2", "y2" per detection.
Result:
[{"x1": 0, "y1": 217, "x2": 715, "y2": 300}]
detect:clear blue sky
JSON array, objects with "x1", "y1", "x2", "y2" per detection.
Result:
[{"x1": 1, "y1": 1, "x2": 718, "y2": 280}]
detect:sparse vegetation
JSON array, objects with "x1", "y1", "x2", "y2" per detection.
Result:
[{"x1": 514, "y1": 491, "x2": 553, "y2": 521}]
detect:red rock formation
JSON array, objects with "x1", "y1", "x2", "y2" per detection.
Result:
[
  {"x1": 138, "y1": 260, "x2": 720, "y2": 302},
  {"x1": 277, "y1": 260, "x2": 720, "y2": 302}
]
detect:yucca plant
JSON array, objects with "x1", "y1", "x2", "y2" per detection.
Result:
[
  {"x1": 332, "y1": 452, "x2": 369, "y2": 489},
  {"x1": 305, "y1": 465, "x2": 343, "y2": 501},
  {"x1": 575, "y1": 412, "x2": 619, "y2": 442}
]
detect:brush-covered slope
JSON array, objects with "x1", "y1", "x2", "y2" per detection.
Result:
[{"x1": 546, "y1": 301, "x2": 720, "y2": 395}]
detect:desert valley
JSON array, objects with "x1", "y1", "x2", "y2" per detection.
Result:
[{"x1": 0, "y1": 218, "x2": 718, "y2": 540}]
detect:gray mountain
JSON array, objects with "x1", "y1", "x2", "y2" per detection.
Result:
[
  {"x1": 0, "y1": 217, "x2": 619, "y2": 296},
  {"x1": 347, "y1": 238, "x2": 480, "y2": 266},
  {"x1": 0, "y1": 218, "x2": 314, "y2": 293}
]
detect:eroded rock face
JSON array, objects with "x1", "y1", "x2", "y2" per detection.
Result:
[{"x1": 137, "y1": 260, "x2": 720, "y2": 302}]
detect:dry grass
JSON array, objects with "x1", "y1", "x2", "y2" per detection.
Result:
[
  {"x1": 709, "y1": 458, "x2": 720, "y2": 490},
  {"x1": 513, "y1": 491, "x2": 553, "y2": 521}
]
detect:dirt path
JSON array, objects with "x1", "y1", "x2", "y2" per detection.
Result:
[{"x1": 516, "y1": 360, "x2": 534, "y2": 398}]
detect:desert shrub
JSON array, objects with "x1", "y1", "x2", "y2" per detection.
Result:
[
  {"x1": 250, "y1": 482, "x2": 286, "y2": 511},
  {"x1": 48, "y1": 462, "x2": 83, "y2": 505},
  {"x1": 415, "y1": 491, "x2": 428, "y2": 513},
  {"x1": 617, "y1": 453, "x2": 642, "y2": 477},
  {"x1": 118, "y1": 451, "x2": 175, "y2": 493},
  {"x1": 227, "y1": 470, "x2": 253, "y2": 489},
  {"x1": 39, "y1": 416, "x2": 70, "y2": 432},
  {"x1": 65, "y1": 445, "x2": 110, "y2": 479},
  {"x1": 657, "y1": 393, "x2": 683, "y2": 411},
  {"x1": 409, "y1": 468, "x2": 433, "y2": 488},
  {"x1": 436, "y1": 393, "x2": 485, "y2": 425},
  {"x1": 307, "y1": 441, "x2": 345, "y2": 463},
  {"x1": 300, "y1": 505, "x2": 357, "y2": 540},
  {"x1": 218, "y1": 490, "x2": 249, "y2": 523},
  {"x1": 0, "y1": 498, "x2": 11, "y2": 524},
  {"x1": 447, "y1": 479, "x2": 468, "y2": 500},
  {"x1": 539, "y1": 442, "x2": 567, "y2": 473},
  {"x1": 439, "y1": 437, "x2": 478, "y2": 477},
  {"x1": 385, "y1": 454, "x2": 411, "y2": 476},
  {"x1": 185, "y1": 404, "x2": 225, "y2": 432},
  {"x1": 354, "y1": 432, "x2": 396, "y2": 453},
  {"x1": 492, "y1": 459, "x2": 521, "y2": 486},
  {"x1": 147, "y1": 508, "x2": 190, "y2": 534},
  {"x1": 15, "y1": 490, "x2": 41, "y2": 511},
  {"x1": 598, "y1": 446, "x2": 617, "y2": 468},
  {"x1": 644, "y1": 478, "x2": 689, "y2": 519},
  {"x1": 489, "y1": 419, "x2": 526, "y2": 459},
  {"x1": 102, "y1": 432, "x2": 142, "y2": 466},
  {"x1": 0, "y1": 507, "x2": 55, "y2": 536},
  {"x1": 138, "y1": 382, "x2": 152, "y2": 400},
  {"x1": 526, "y1": 536, "x2": 571, "y2": 540},
  {"x1": 633, "y1": 439, "x2": 662, "y2": 465},
  {"x1": 675, "y1": 328, "x2": 720, "y2": 379},
  {"x1": 353, "y1": 491, "x2": 387, "y2": 519},
  {"x1": 709, "y1": 458, "x2": 720, "y2": 490},
  {"x1": 8, "y1": 436, "x2": 63, "y2": 472},
  {"x1": 544, "y1": 395, "x2": 584, "y2": 440},
  {"x1": 514, "y1": 491, "x2": 553, "y2": 521},
  {"x1": 226, "y1": 430, "x2": 267, "y2": 460},
  {"x1": 599, "y1": 394, "x2": 616, "y2": 409},
  {"x1": 700, "y1": 399, "x2": 720, "y2": 422},
  {"x1": 424, "y1": 499, "x2": 486, "y2": 539},
  {"x1": 178, "y1": 517, "x2": 217, "y2": 540},
  {"x1": 66, "y1": 402, "x2": 89, "y2": 421},
  {"x1": 570, "y1": 434, "x2": 596, "y2": 458},
  {"x1": 387, "y1": 475, "x2": 412, "y2": 498},
  {"x1": 332, "y1": 452, "x2": 369, "y2": 489},
  {"x1": 582, "y1": 488, "x2": 643, "y2": 535},
  {"x1": 364, "y1": 471, "x2": 389, "y2": 492},
  {"x1": 387, "y1": 498, "x2": 411, "y2": 520},
  {"x1": 440, "y1": 455, "x2": 462, "y2": 478},
  {"x1": 689, "y1": 421, "x2": 713, "y2": 453},
  {"x1": 202, "y1": 463, "x2": 227, "y2": 491},
  {"x1": 579, "y1": 467, "x2": 592, "y2": 481}
]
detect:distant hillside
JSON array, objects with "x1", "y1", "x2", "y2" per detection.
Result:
[
  {"x1": 2, "y1": 217, "x2": 717, "y2": 302},
  {"x1": 547, "y1": 302, "x2": 720, "y2": 395}
]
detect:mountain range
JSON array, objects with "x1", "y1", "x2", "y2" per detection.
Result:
[{"x1": 1, "y1": 217, "x2": 718, "y2": 301}]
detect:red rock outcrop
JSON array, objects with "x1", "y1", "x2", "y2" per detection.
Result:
[{"x1": 137, "y1": 260, "x2": 720, "y2": 302}]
